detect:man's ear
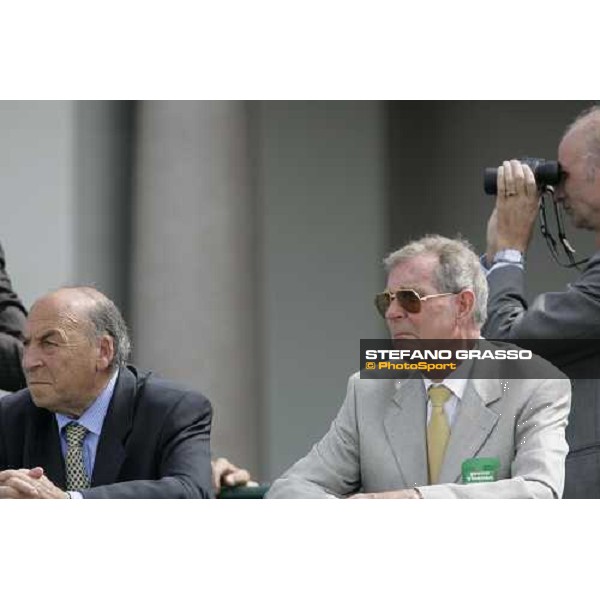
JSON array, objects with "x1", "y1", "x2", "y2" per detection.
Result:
[
  {"x1": 455, "y1": 289, "x2": 476, "y2": 321},
  {"x1": 96, "y1": 335, "x2": 115, "y2": 371}
]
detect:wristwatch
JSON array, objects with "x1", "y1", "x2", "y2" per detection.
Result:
[{"x1": 492, "y1": 249, "x2": 524, "y2": 265}]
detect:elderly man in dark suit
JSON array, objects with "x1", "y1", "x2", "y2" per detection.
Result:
[
  {"x1": 483, "y1": 106, "x2": 600, "y2": 498},
  {"x1": 0, "y1": 241, "x2": 26, "y2": 392},
  {"x1": 0, "y1": 286, "x2": 213, "y2": 499},
  {"x1": 0, "y1": 244, "x2": 253, "y2": 496}
]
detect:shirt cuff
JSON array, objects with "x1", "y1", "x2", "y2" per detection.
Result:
[
  {"x1": 66, "y1": 491, "x2": 84, "y2": 499},
  {"x1": 480, "y1": 252, "x2": 524, "y2": 276}
]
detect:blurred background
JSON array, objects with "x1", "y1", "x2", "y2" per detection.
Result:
[{"x1": 0, "y1": 100, "x2": 594, "y2": 481}]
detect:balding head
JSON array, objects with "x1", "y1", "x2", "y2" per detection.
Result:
[
  {"x1": 23, "y1": 287, "x2": 130, "y2": 417},
  {"x1": 563, "y1": 106, "x2": 600, "y2": 170},
  {"x1": 557, "y1": 107, "x2": 600, "y2": 236},
  {"x1": 31, "y1": 287, "x2": 131, "y2": 370}
]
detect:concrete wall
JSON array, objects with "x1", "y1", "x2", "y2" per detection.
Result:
[
  {"x1": 0, "y1": 100, "x2": 132, "y2": 311},
  {"x1": 255, "y1": 101, "x2": 387, "y2": 479},
  {"x1": 0, "y1": 101, "x2": 76, "y2": 308},
  {"x1": 387, "y1": 100, "x2": 594, "y2": 301}
]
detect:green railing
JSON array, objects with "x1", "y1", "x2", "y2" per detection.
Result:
[{"x1": 217, "y1": 484, "x2": 270, "y2": 499}]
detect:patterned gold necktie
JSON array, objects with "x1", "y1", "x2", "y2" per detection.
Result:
[
  {"x1": 64, "y1": 422, "x2": 91, "y2": 491},
  {"x1": 427, "y1": 385, "x2": 452, "y2": 485}
]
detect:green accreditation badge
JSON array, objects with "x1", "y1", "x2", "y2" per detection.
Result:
[{"x1": 461, "y1": 457, "x2": 500, "y2": 484}]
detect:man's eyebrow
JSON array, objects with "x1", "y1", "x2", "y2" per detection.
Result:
[
  {"x1": 392, "y1": 285, "x2": 426, "y2": 294},
  {"x1": 24, "y1": 329, "x2": 63, "y2": 344},
  {"x1": 40, "y1": 330, "x2": 61, "y2": 340}
]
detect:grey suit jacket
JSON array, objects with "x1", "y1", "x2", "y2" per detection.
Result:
[
  {"x1": 267, "y1": 358, "x2": 570, "y2": 499},
  {"x1": 483, "y1": 255, "x2": 600, "y2": 498}
]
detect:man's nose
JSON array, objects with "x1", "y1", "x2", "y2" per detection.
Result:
[
  {"x1": 386, "y1": 297, "x2": 408, "y2": 319},
  {"x1": 22, "y1": 346, "x2": 42, "y2": 372}
]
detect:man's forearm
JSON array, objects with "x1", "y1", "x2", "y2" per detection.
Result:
[
  {"x1": 416, "y1": 477, "x2": 555, "y2": 499},
  {"x1": 81, "y1": 475, "x2": 213, "y2": 499}
]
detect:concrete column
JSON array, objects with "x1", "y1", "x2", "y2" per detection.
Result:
[{"x1": 131, "y1": 102, "x2": 259, "y2": 475}]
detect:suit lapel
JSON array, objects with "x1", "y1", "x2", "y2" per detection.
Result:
[
  {"x1": 28, "y1": 405, "x2": 66, "y2": 488},
  {"x1": 91, "y1": 367, "x2": 139, "y2": 486},
  {"x1": 438, "y1": 377, "x2": 502, "y2": 484},
  {"x1": 383, "y1": 377, "x2": 429, "y2": 488}
]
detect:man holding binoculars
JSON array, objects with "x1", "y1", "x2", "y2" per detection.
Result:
[{"x1": 483, "y1": 106, "x2": 600, "y2": 498}]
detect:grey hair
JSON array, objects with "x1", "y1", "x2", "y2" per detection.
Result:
[
  {"x1": 383, "y1": 234, "x2": 488, "y2": 327},
  {"x1": 71, "y1": 287, "x2": 131, "y2": 371},
  {"x1": 564, "y1": 105, "x2": 600, "y2": 177},
  {"x1": 87, "y1": 296, "x2": 131, "y2": 371}
]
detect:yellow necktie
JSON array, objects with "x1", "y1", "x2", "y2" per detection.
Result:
[{"x1": 427, "y1": 385, "x2": 452, "y2": 485}]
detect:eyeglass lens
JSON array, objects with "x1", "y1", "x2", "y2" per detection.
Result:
[{"x1": 375, "y1": 290, "x2": 421, "y2": 316}]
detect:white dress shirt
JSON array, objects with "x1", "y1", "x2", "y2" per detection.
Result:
[{"x1": 421, "y1": 376, "x2": 468, "y2": 429}]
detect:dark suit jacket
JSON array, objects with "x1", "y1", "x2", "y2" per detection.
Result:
[
  {"x1": 0, "y1": 366, "x2": 213, "y2": 498},
  {"x1": 0, "y1": 241, "x2": 26, "y2": 392},
  {"x1": 483, "y1": 254, "x2": 600, "y2": 498}
]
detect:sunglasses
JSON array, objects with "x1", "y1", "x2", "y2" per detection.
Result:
[{"x1": 374, "y1": 288, "x2": 457, "y2": 317}]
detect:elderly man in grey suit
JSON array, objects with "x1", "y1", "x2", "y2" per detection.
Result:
[
  {"x1": 268, "y1": 235, "x2": 570, "y2": 499},
  {"x1": 483, "y1": 106, "x2": 600, "y2": 498}
]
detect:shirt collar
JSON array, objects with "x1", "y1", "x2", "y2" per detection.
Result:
[
  {"x1": 421, "y1": 350, "x2": 475, "y2": 401},
  {"x1": 393, "y1": 336, "x2": 486, "y2": 400},
  {"x1": 421, "y1": 375, "x2": 468, "y2": 401},
  {"x1": 56, "y1": 369, "x2": 119, "y2": 435}
]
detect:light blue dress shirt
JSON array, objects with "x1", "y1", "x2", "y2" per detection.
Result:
[{"x1": 55, "y1": 370, "x2": 119, "y2": 487}]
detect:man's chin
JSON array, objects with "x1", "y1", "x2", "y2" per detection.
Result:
[
  {"x1": 28, "y1": 386, "x2": 56, "y2": 408},
  {"x1": 575, "y1": 218, "x2": 594, "y2": 231},
  {"x1": 565, "y1": 210, "x2": 591, "y2": 230}
]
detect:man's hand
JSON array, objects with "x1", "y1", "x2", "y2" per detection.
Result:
[
  {"x1": 211, "y1": 457, "x2": 256, "y2": 494},
  {"x1": 486, "y1": 159, "x2": 539, "y2": 261},
  {"x1": 0, "y1": 467, "x2": 68, "y2": 499},
  {"x1": 349, "y1": 489, "x2": 422, "y2": 499}
]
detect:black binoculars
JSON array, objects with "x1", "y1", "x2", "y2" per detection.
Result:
[{"x1": 483, "y1": 157, "x2": 562, "y2": 195}]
